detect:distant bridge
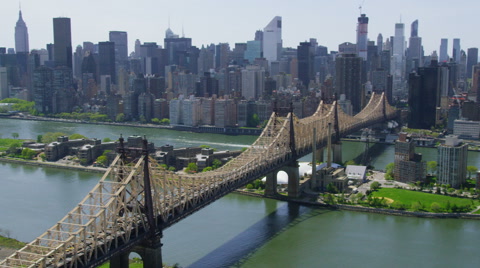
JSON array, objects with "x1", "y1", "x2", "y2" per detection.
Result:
[{"x1": 1, "y1": 93, "x2": 396, "y2": 268}]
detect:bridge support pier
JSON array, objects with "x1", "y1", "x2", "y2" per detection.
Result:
[
  {"x1": 109, "y1": 235, "x2": 163, "y2": 268},
  {"x1": 333, "y1": 143, "x2": 342, "y2": 165},
  {"x1": 265, "y1": 171, "x2": 278, "y2": 196},
  {"x1": 134, "y1": 235, "x2": 163, "y2": 268},
  {"x1": 110, "y1": 252, "x2": 129, "y2": 268},
  {"x1": 286, "y1": 161, "x2": 300, "y2": 198}
]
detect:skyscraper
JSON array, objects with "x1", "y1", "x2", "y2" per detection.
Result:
[
  {"x1": 98, "y1": 41, "x2": 116, "y2": 84},
  {"x1": 335, "y1": 53, "x2": 363, "y2": 113},
  {"x1": 297, "y1": 41, "x2": 314, "y2": 87},
  {"x1": 439, "y1": 38, "x2": 448, "y2": 62},
  {"x1": 407, "y1": 20, "x2": 422, "y2": 72},
  {"x1": 262, "y1": 16, "x2": 282, "y2": 65},
  {"x1": 452, "y1": 38, "x2": 461, "y2": 63},
  {"x1": 356, "y1": 14, "x2": 368, "y2": 60},
  {"x1": 408, "y1": 61, "x2": 441, "y2": 129},
  {"x1": 53, "y1": 17, "x2": 72, "y2": 69},
  {"x1": 377, "y1": 34, "x2": 383, "y2": 54},
  {"x1": 15, "y1": 9, "x2": 29, "y2": 53},
  {"x1": 466, "y1": 48, "x2": 478, "y2": 79},
  {"x1": 109, "y1": 31, "x2": 128, "y2": 72},
  {"x1": 391, "y1": 23, "x2": 405, "y2": 90}
]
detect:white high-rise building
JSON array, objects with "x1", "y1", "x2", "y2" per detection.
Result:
[
  {"x1": 262, "y1": 16, "x2": 282, "y2": 65},
  {"x1": 437, "y1": 135, "x2": 468, "y2": 188},
  {"x1": 356, "y1": 14, "x2": 369, "y2": 60},
  {"x1": 15, "y1": 10, "x2": 29, "y2": 53},
  {"x1": 391, "y1": 23, "x2": 405, "y2": 89}
]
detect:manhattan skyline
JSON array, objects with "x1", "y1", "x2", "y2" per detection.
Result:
[{"x1": 1, "y1": 0, "x2": 478, "y2": 57}]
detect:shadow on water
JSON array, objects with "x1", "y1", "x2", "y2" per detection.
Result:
[
  {"x1": 352, "y1": 142, "x2": 388, "y2": 166},
  {"x1": 187, "y1": 202, "x2": 335, "y2": 268}
]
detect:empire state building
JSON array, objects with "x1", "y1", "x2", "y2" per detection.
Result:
[{"x1": 15, "y1": 10, "x2": 29, "y2": 53}]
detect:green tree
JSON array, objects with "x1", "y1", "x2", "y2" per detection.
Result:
[
  {"x1": 37, "y1": 135, "x2": 43, "y2": 143},
  {"x1": 411, "y1": 201, "x2": 423, "y2": 212},
  {"x1": 185, "y1": 162, "x2": 198, "y2": 173},
  {"x1": 41, "y1": 132, "x2": 67, "y2": 143},
  {"x1": 69, "y1": 133, "x2": 88, "y2": 140},
  {"x1": 103, "y1": 137, "x2": 112, "y2": 142},
  {"x1": 427, "y1": 161, "x2": 438, "y2": 175},
  {"x1": 20, "y1": 148, "x2": 37, "y2": 159},
  {"x1": 202, "y1": 166, "x2": 213, "y2": 172},
  {"x1": 115, "y1": 113, "x2": 125, "y2": 122},
  {"x1": 11, "y1": 133, "x2": 19, "y2": 139},
  {"x1": 160, "y1": 118, "x2": 170, "y2": 125},
  {"x1": 430, "y1": 202, "x2": 441, "y2": 212},
  {"x1": 247, "y1": 113, "x2": 260, "y2": 127},
  {"x1": 385, "y1": 162, "x2": 394, "y2": 178},
  {"x1": 344, "y1": 160, "x2": 356, "y2": 166},
  {"x1": 96, "y1": 155, "x2": 108, "y2": 167},
  {"x1": 370, "y1": 181, "x2": 381, "y2": 191},
  {"x1": 326, "y1": 183, "x2": 338, "y2": 193},
  {"x1": 467, "y1": 166, "x2": 478, "y2": 179},
  {"x1": 212, "y1": 159, "x2": 222, "y2": 169},
  {"x1": 151, "y1": 118, "x2": 161, "y2": 124},
  {"x1": 246, "y1": 184, "x2": 254, "y2": 189},
  {"x1": 168, "y1": 166, "x2": 176, "y2": 172},
  {"x1": 324, "y1": 193, "x2": 336, "y2": 204}
]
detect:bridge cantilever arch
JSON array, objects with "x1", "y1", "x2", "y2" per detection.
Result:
[{"x1": 0, "y1": 93, "x2": 396, "y2": 268}]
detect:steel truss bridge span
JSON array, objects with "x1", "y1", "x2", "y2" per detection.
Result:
[{"x1": 1, "y1": 93, "x2": 396, "y2": 268}]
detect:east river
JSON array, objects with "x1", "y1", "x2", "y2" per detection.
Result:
[{"x1": 1, "y1": 118, "x2": 480, "y2": 267}]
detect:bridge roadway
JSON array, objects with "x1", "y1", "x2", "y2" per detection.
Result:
[{"x1": 0, "y1": 93, "x2": 396, "y2": 268}]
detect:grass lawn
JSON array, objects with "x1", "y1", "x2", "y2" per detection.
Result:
[
  {"x1": 98, "y1": 262, "x2": 143, "y2": 268},
  {"x1": 371, "y1": 188, "x2": 479, "y2": 212},
  {"x1": 0, "y1": 235, "x2": 25, "y2": 249},
  {"x1": 0, "y1": 138, "x2": 23, "y2": 152}
]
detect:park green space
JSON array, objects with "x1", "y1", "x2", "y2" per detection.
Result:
[
  {"x1": 371, "y1": 188, "x2": 479, "y2": 212},
  {"x1": 0, "y1": 235, "x2": 25, "y2": 249},
  {"x1": 0, "y1": 139, "x2": 22, "y2": 152}
]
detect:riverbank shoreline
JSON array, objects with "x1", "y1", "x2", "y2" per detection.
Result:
[
  {"x1": 1, "y1": 116, "x2": 262, "y2": 136},
  {"x1": 233, "y1": 190, "x2": 480, "y2": 220},
  {"x1": 0, "y1": 157, "x2": 106, "y2": 174},
  {"x1": 2, "y1": 156, "x2": 478, "y2": 220}
]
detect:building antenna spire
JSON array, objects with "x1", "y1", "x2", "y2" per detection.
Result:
[
  {"x1": 182, "y1": 22, "x2": 185, "y2": 38},
  {"x1": 358, "y1": 0, "x2": 365, "y2": 14}
]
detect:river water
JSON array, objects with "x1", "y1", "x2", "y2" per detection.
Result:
[{"x1": 1, "y1": 118, "x2": 480, "y2": 267}]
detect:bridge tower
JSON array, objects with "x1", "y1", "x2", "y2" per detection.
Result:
[
  {"x1": 332, "y1": 99, "x2": 343, "y2": 164},
  {"x1": 110, "y1": 136, "x2": 163, "y2": 268},
  {"x1": 265, "y1": 102, "x2": 300, "y2": 198}
]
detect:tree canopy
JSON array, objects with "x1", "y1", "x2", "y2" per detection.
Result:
[{"x1": 41, "y1": 132, "x2": 67, "y2": 143}]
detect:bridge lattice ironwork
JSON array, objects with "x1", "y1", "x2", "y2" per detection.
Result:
[{"x1": 0, "y1": 93, "x2": 396, "y2": 268}]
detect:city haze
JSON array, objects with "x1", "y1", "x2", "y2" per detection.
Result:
[{"x1": 0, "y1": 0, "x2": 478, "y2": 54}]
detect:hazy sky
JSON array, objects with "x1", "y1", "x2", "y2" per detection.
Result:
[{"x1": 1, "y1": 0, "x2": 478, "y2": 56}]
